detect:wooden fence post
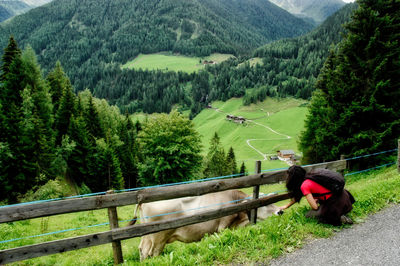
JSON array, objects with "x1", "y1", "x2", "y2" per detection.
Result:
[
  {"x1": 398, "y1": 139, "x2": 400, "y2": 174},
  {"x1": 107, "y1": 190, "x2": 123, "y2": 265},
  {"x1": 250, "y1": 161, "x2": 261, "y2": 224}
]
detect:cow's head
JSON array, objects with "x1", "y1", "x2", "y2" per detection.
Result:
[{"x1": 256, "y1": 204, "x2": 282, "y2": 220}]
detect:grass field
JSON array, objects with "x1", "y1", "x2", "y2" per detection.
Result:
[
  {"x1": 121, "y1": 53, "x2": 234, "y2": 73},
  {"x1": 1, "y1": 165, "x2": 399, "y2": 265},
  {"x1": 193, "y1": 97, "x2": 308, "y2": 173}
]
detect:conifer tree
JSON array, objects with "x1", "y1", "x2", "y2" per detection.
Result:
[
  {"x1": 239, "y1": 162, "x2": 247, "y2": 177},
  {"x1": 85, "y1": 94, "x2": 104, "y2": 141},
  {"x1": 54, "y1": 83, "x2": 76, "y2": 144},
  {"x1": 299, "y1": 0, "x2": 400, "y2": 163},
  {"x1": 20, "y1": 47, "x2": 55, "y2": 178},
  {"x1": 203, "y1": 132, "x2": 229, "y2": 178},
  {"x1": 226, "y1": 146, "x2": 238, "y2": 175},
  {"x1": 47, "y1": 61, "x2": 73, "y2": 114},
  {"x1": 0, "y1": 36, "x2": 21, "y2": 81},
  {"x1": 117, "y1": 114, "x2": 138, "y2": 188},
  {"x1": 67, "y1": 114, "x2": 91, "y2": 186}
]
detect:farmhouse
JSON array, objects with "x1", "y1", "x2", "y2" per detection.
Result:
[
  {"x1": 226, "y1": 114, "x2": 235, "y2": 120},
  {"x1": 226, "y1": 115, "x2": 246, "y2": 124},
  {"x1": 277, "y1": 150, "x2": 295, "y2": 159}
]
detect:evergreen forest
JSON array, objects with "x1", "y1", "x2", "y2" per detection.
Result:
[{"x1": 0, "y1": 39, "x2": 240, "y2": 204}]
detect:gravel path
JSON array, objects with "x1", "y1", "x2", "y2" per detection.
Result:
[{"x1": 269, "y1": 204, "x2": 400, "y2": 265}]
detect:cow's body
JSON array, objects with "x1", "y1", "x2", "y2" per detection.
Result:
[{"x1": 135, "y1": 190, "x2": 279, "y2": 260}]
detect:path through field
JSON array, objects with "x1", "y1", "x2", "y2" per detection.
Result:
[
  {"x1": 246, "y1": 119, "x2": 292, "y2": 161},
  {"x1": 212, "y1": 107, "x2": 292, "y2": 161}
]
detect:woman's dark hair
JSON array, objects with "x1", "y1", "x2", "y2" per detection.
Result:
[{"x1": 286, "y1": 165, "x2": 306, "y2": 202}]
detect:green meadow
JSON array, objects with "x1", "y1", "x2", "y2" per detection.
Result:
[
  {"x1": 121, "y1": 53, "x2": 234, "y2": 73},
  {"x1": 193, "y1": 97, "x2": 308, "y2": 173}
]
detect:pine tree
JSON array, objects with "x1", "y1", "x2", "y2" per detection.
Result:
[
  {"x1": 54, "y1": 84, "x2": 76, "y2": 144},
  {"x1": 239, "y1": 162, "x2": 247, "y2": 177},
  {"x1": 117, "y1": 114, "x2": 138, "y2": 188},
  {"x1": 92, "y1": 138, "x2": 124, "y2": 191},
  {"x1": 299, "y1": 0, "x2": 400, "y2": 164},
  {"x1": 21, "y1": 47, "x2": 55, "y2": 179},
  {"x1": 203, "y1": 132, "x2": 229, "y2": 178},
  {"x1": 85, "y1": 94, "x2": 104, "y2": 141},
  {"x1": 67, "y1": 114, "x2": 91, "y2": 186},
  {"x1": 226, "y1": 146, "x2": 238, "y2": 175},
  {"x1": 0, "y1": 38, "x2": 26, "y2": 201},
  {"x1": 0, "y1": 36, "x2": 21, "y2": 81},
  {"x1": 47, "y1": 61, "x2": 73, "y2": 115}
]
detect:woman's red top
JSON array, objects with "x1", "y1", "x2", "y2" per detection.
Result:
[{"x1": 301, "y1": 179, "x2": 332, "y2": 200}]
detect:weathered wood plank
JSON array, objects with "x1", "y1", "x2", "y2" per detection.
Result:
[
  {"x1": 0, "y1": 191, "x2": 140, "y2": 223},
  {"x1": 112, "y1": 193, "x2": 291, "y2": 241},
  {"x1": 0, "y1": 231, "x2": 112, "y2": 265},
  {"x1": 303, "y1": 160, "x2": 346, "y2": 173},
  {"x1": 0, "y1": 160, "x2": 345, "y2": 224}
]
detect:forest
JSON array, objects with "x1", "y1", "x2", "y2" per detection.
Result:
[{"x1": 0, "y1": 37, "x2": 243, "y2": 204}]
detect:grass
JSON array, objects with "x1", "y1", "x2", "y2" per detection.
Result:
[
  {"x1": 238, "y1": 57, "x2": 263, "y2": 67},
  {"x1": 1, "y1": 166, "x2": 399, "y2": 265},
  {"x1": 121, "y1": 53, "x2": 234, "y2": 73},
  {"x1": 193, "y1": 97, "x2": 308, "y2": 173}
]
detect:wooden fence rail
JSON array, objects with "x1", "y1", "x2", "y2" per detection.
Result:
[{"x1": 0, "y1": 159, "x2": 346, "y2": 265}]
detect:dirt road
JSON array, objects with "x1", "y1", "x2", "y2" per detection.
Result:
[{"x1": 270, "y1": 204, "x2": 400, "y2": 265}]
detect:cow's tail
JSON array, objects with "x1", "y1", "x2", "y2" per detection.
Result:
[{"x1": 128, "y1": 204, "x2": 141, "y2": 226}]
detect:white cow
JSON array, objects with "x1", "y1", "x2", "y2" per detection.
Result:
[{"x1": 129, "y1": 190, "x2": 280, "y2": 260}]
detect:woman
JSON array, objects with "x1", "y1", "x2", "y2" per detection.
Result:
[{"x1": 280, "y1": 165, "x2": 355, "y2": 225}]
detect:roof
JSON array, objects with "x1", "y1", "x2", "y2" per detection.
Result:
[{"x1": 278, "y1": 150, "x2": 295, "y2": 155}]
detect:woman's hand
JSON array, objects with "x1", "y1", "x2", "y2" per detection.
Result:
[{"x1": 280, "y1": 198, "x2": 296, "y2": 210}]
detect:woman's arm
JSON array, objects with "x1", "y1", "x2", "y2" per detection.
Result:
[
  {"x1": 304, "y1": 193, "x2": 318, "y2": 210},
  {"x1": 279, "y1": 198, "x2": 296, "y2": 210}
]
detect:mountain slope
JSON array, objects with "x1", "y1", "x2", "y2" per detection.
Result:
[
  {"x1": 92, "y1": 3, "x2": 358, "y2": 115},
  {"x1": 269, "y1": 0, "x2": 346, "y2": 24},
  {"x1": 22, "y1": 0, "x2": 52, "y2": 6},
  {"x1": 0, "y1": 1, "x2": 31, "y2": 22},
  {"x1": 0, "y1": 0, "x2": 313, "y2": 72}
]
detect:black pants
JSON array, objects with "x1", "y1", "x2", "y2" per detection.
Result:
[{"x1": 306, "y1": 189, "x2": 355, "y2": 226}]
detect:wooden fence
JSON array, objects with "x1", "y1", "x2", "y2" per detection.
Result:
[{"x1": 0, "y1": 159, "x2": 346, "y2": 265}]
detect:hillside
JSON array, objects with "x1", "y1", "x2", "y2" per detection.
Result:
[
  {"x1": 192, "y1": 97, "x2": 308, "y2": 173},
  {"x1": 0, "y1": 1, "x2": 30, "y2": 22},
  {"x1": 0, "y1": 0, "x2": 52, "y2": 22},
  {"x1": 0, "y1": 0, "x2": 312, "y2": 77},
  {"x1": 92, "y1": 3, "x2": 358, "y2": 115}
]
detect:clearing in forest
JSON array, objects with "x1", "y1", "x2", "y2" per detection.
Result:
[{"x1": 121, "y1": 53, "x2": 235, "y2": 73}]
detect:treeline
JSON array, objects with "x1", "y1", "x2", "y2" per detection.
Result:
[
  {"x1": 0, "y1": 37, "x2": 244, "y2": 204},
  {"x1": 299, "y1": 0, "x2": 400, "y2": 166}
]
